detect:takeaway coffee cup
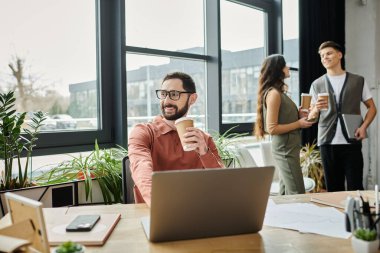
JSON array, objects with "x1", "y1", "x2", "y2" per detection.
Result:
[
  {"x1": 175, "y1": 117, "x2": 195, "y2": 151},
  {"x1": 318, "y1": 93, "x2": 329, "y2": 111},
  {"x1": 301, "y1": 93, "x2": 312, "y2": 112}
]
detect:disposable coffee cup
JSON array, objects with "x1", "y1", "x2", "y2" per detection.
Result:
[
  {"x1": 318, "y1": 93, "x2": 329, "y2": 111},
  {"x1": 175, "y1": 117, "x2": 195, "y2": 151},
  {"x1": 301, "y1": 93, "x2": 312, "y2": 112}
]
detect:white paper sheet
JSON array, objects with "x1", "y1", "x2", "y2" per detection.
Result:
[{"x1": 264, "y1": 200, "x2": 351, "y2": 239}]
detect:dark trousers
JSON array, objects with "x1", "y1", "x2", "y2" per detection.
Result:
[{"x1": 320, "y1": 144, "x2": 364, "y2": 192}]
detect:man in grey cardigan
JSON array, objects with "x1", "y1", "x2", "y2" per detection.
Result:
[{"x1": 308, "y1": 41, "x2": 377, "y2": 192}]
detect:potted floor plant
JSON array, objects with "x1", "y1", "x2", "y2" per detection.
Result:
[
  {"x1": 300, "y1": 142, "x2": 325, "y2": 192},
  {"x1": 0, "y1": 91, "x2": 46, "y2": 190},
  {"x1": 351, "y1": 228, "x2": 379, "y2": 253}
]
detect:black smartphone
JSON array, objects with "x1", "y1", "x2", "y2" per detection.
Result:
[{"x1": 66, "y1": 214, "x2": 101, "y2": 232}]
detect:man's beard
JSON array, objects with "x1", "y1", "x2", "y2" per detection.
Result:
[{"x1": 161, "y1": 99, "x2": 190, "y2": 121}]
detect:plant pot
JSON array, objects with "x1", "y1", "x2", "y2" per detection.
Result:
[
  {"x1": 351, "y1": 236, "x2": 379, "y2": 253},
  {"x1": 54, "y1": 245, "x2": 85, "y2": 253}
]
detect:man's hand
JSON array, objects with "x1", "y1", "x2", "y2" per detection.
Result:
[
  {"x1": 355, "y1": 126, "x2": 367, "y2": 140},
  {"x1": 183, "y1": 127, "x2": 208, "y2": 156},
  {"x1": 314, "y1": 96, "x2": 328, "y2": 111}
]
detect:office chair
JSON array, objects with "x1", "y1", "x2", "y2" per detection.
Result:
[{"x1": 122, "y1": 156, "x2": 135, "y2": 204}]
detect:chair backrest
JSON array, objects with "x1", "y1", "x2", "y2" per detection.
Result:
[
  {"x1": 234, "y1": 144, "x2": 258, "y2": 168},
  {"x1": 122, "y1": 156, "x2": 135, "y2": 204},
  {"x1": 259, "y1": 142, "x2": 279, "y2": 181}
]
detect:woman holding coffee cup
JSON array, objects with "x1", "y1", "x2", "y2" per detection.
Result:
[{"x1": 254, "y1": 54, "x2": 314, "y2": 195}]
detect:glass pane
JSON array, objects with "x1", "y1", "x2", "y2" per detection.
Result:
[
  {"x1": 283, "y1": 0, "x2": 299, "y2": 105},
  {"x1": 126, "y1": 54, "x2": 206, "y2": 134},
  {"x1": 282, "y1": 0, "x2": 299, "y2": 69},
  {"x1": 0, "y1": 0, "x2": 98, "y2": 132},
  {"x1": 286, "y1": 69, "x2": 300, "y2": 106},
  {"x1": 220, "y1": 1, "x2": 266, "y2": 124},
  {"x1": 125, "y1": 0, "x2": 204, "y2": 54}
]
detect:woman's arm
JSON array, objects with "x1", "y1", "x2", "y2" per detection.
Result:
[{"x1": 266, "y1": 89, "x2": 313, "y2": 135}]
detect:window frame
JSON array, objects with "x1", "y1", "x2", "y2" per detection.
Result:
[
  {"x1": 219, "y1": 0, "x2": 282, "y2": 135},
  {"x1": 28, "y1": 0, "x2": 286, "y2": 156},
  {"x1": 32, "y1": 0, "x2": 121, "y2": 156}
]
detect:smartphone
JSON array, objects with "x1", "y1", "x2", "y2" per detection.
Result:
[{"x1": 66, "y1": 214, "x2": 101, "y2": 232}]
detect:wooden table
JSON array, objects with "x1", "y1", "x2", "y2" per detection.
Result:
[{"x1": 1, "y1": 192, "x2": 358, "y2": 253}]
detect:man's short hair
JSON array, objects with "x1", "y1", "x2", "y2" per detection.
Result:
[
  {"x1": 318, "y1": 41, "x2": 344, "y2": 54},
  {"x1": 162, "y1": 72, "x2": 196, "y2": 93}
]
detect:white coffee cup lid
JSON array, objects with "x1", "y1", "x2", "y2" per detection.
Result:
[
  {"x1": 174, "y1": 117, "x2": 193, "y2": 125},
  {"x1": 301, "y1": 93, "x2": 311, "y2": 96}
]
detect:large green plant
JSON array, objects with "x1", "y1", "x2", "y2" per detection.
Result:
[
  {"x1": 212, "y1": 126, "x2": 248, "y2": 167},
  {"x1": 35, "y1": 141, "x2": 128, "y2": 204},
  {"x1": 300, "y1": 142, "x2": 325, "y2": 193},
  {"x1": 0, "y1": 91, "x2": 46, "y2": 190}
]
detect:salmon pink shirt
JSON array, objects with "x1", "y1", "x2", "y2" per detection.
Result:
[{"x1": 128, "y1": 116, "x2": 223, "y2": 206}]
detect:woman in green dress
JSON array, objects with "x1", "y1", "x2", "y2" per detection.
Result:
[{"x1": 254, "y1": 54, "x2": 314, "y2": 195}]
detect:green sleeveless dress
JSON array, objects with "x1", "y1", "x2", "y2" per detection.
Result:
[{"x1": 263, "y1": 89, "x2": 305, "y2": 195}]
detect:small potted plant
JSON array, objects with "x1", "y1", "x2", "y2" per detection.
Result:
[
  {"x1": 211, "y1": 125, "x2": 248, "y2": 168},
  {"x1": 54, "y1": 241, "x2": 85, "y2": 253},
  {"x1": 351, "y1": 228, "x2": 379, "y2": 253}
]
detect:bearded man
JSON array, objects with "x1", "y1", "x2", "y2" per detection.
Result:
[{"x1": 128, "y1": 72, "x2": 223, "y2": 206}]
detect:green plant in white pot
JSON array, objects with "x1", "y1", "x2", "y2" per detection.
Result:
[{"x1": 351, "y1": 228, "x2": 379, "y2": 253}]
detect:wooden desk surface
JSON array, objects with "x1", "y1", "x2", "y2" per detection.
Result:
[{"x1": 1, "y1": 192, "x2": 359, "y2": 253}]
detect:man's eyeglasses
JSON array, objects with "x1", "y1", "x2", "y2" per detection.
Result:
[{"x1": 155, "y1": 90, "x2": 193, "y2": 101}]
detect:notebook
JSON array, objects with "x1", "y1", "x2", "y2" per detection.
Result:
[
  {"x1": 141, "y1": 166, "x2": 274, "y2": 242},
  {"x1": 47, "y1": 213, "x2": 121, "y2": 246},
  {"x1": 310, "y1": 191, "x2": 375, "y2": 209},
  {"x1": 341, "y1": 114, "x2": 363, "y2": 140}
]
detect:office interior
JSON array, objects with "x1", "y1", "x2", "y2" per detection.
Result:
[
  {"x1": 0, "y1": 0, "x2": 379, "y2": 192},
  {"x1": 1, "y1": 1, "x2": 380, "y2": 252}
]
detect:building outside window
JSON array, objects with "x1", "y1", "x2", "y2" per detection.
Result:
[
  {"x1": 0, "y1": 0, "x2": 98, "y2": 132},
  {"x1": 0, "y1": 0, "x2": 297, "y2": 153}
]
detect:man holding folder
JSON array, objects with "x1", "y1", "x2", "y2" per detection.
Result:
[{"x1": 308, "y1": 41, "x2": 377, "y2": 192}]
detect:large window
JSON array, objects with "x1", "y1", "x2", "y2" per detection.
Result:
[
  {"x1": 0, "y1": 0, "x2": 111, "y2": 155},
  {"x1": 220, "y1": 1, "x2": 266, "y2": 125},
  {"x1": 282, "y1": 0, "x2": 300, "y2": 105},
  {"x1": 0, "y1": 0, "x2": 290, "y2": 154},
  {"x1": 125, "y1": 0, "x2": 207, "y2": 132},
  {"x1": 0, "y1": 0, "x2": 98, "y2": 132}
]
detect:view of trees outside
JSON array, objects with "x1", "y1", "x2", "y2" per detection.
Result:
[
  {"x1": 0, "y1": 0, "x2": 299, "y2": 134},
  {"x1": 3, "y1": 55, "x2": 69, "y2": 114},
  {"x1": 0, "y1": 0, "x2": 97, "y2": 131}
]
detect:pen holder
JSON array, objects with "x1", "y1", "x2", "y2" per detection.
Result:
[
  {"x1": 351, "y1": 212, "x2": 380, "y2": 253},
  {"x1": 352, "y1": 211, "x2": 380, "y2": 238}
]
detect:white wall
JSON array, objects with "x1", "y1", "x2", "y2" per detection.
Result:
[{"x1": 346, "y1": 0, "x2": 380, "y2": 189}]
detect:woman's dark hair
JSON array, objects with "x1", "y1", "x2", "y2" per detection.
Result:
[
  {"x1": 254, "y1": 54, "x2": 287, "y2": 139},
  {"x1": 162, "y1": 72, "x2": 196, "y2": 93}
]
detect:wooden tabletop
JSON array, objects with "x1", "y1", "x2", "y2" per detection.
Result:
[{"x1": 1, "y1": 192, "x2": 360, "y2": 253}]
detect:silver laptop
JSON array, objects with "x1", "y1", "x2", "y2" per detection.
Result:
[
  {"x1": 141, "y1": 166, "x2": 274, "y2": 242},
  {"x1": 341, "y1": 114, "x2": 363, "y2": 140}
]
